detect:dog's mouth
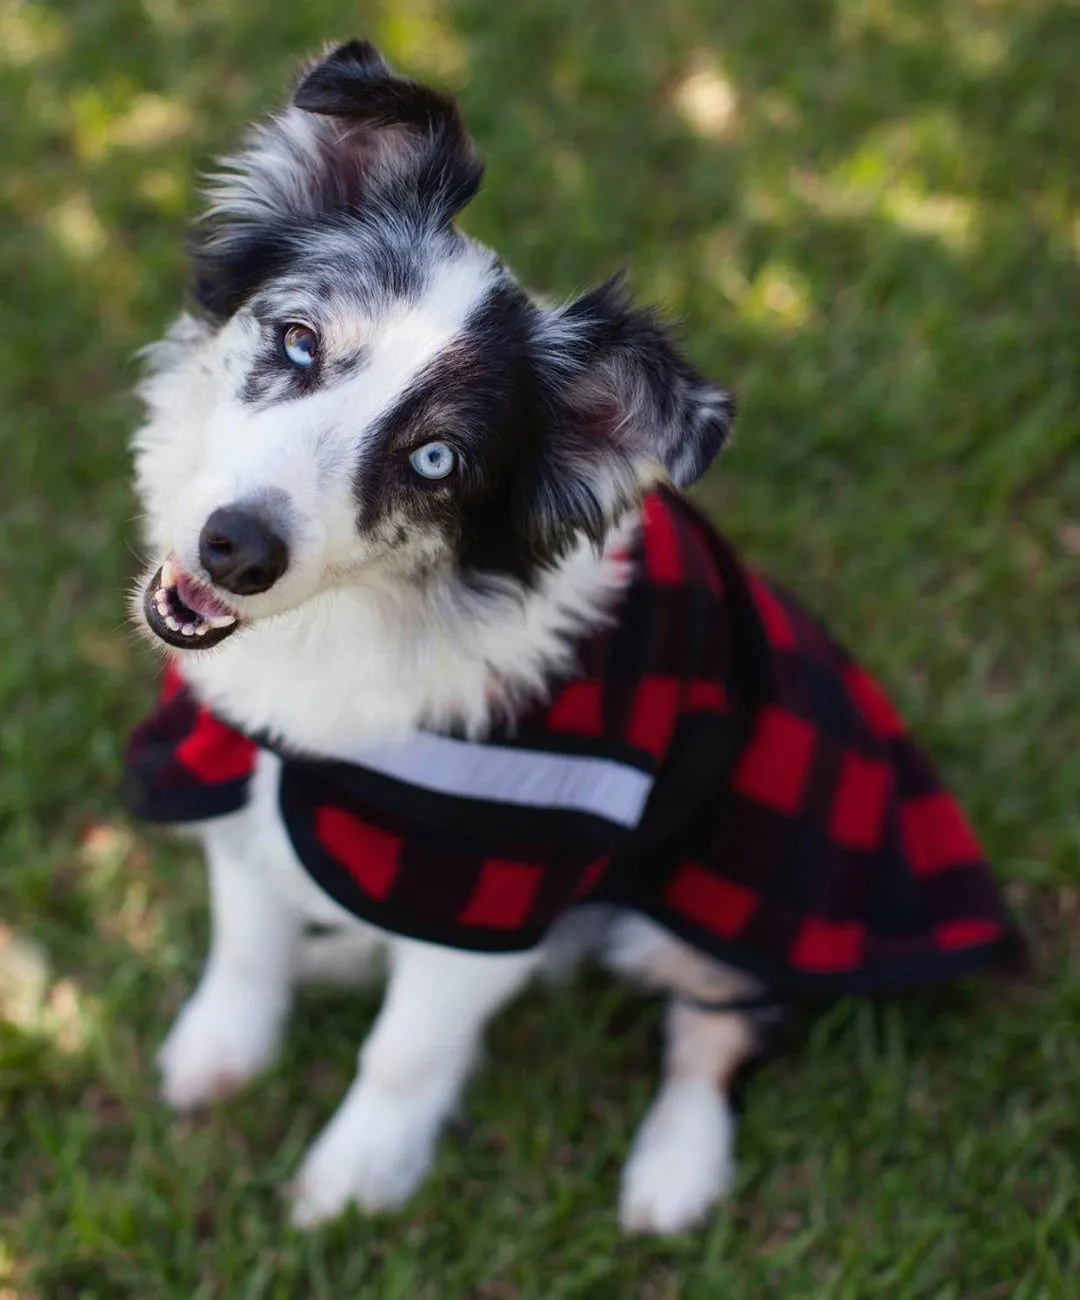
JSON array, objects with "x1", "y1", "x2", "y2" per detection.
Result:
[{"x1": 143, "y1": 559, "x2": 241, "y2": 650}]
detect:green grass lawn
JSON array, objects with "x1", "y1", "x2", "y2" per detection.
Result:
[{"x1": 2, "y1": 0, "x2": 1079, "y2": 1294}]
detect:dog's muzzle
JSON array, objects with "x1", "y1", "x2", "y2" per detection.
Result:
[{"x1": 143, "y1": 558, "x2": 240, "y2": 650}]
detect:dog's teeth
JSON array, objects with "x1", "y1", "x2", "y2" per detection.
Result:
[
  {"x1": 160, "y1": 558, "x2": 177, "y2": 589},
  {"x1": 155, "y1": 593, "x2": 169, "y2": 614},
  {"x1": 165, "y1": 615, "x2": 181, "y2": 632},
  {"x1": 207, "y1": 614, "x2": 237, "y2": 629},
  {"x1": 195, "y1": 624, "x2": 209, "y2": 637},
  {"x1": 181, "y1": 624, "x2": 196, "y2": 636}
]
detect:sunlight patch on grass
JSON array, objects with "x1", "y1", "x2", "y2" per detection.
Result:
[
  {"x1": 80, "y1": 822, "x2": 144, "y2": 879},
  {"x1": 699, "y1": 231, "x2": 814, "y2": 333},
  {"x1": 943, "y1": 0, "x2": 1013, "y2": 75},
  {"x1": 740, "y1": 263, "x2": 815, "y2": 334},
  {"x1": 792, "y1": 119, "x2": 981, "y2": 253},
  {"x1": 40, "y1": 978, "x2": 98, "y2": 1055},
  {"x1": 137, "y1": 168, "x2": 187, "y2": 213},
  {"x1": 0, "y1": 930, "x2": 98, "y2": 1058},
  {"x1": 45, "y1": 191, "x2": 108, "y2": 262},
  {"x1": 951, "y1": 22, "x2": 1009, "y2": 74},
  {"x1": 0, "y1": 927, "x2": 50, "y2": 1028},
  {"x1": 0, "y1": 0, "x2": 67, "y2": 68},
  {"x1": 382, "y1": 0, "x2": 470, "y2": 84},
  {"x1": 670, "y1": 52, "x2": 739, "y2": 140},
  {"x1": 106, "y1": 94, "x2": 194, "y2": 153},
  {"x1": 0, "y1": 1239, "x2": 29, "y2": 1300},
  {"x1": 837, "y1": 0, "x2": 1011, "y2": 72},
  {"x1": 71, "y1": 88, "x2": 193, "y2": 163},
  {"x1": 883, "y1": 188, "x2": 976, "y2": 250},
  {"x1": 101, "y1": 882, "x2": 163, "y2": 959},
  {"x1": 699, "y1": 227, "x2": 751, "y2": 307},
  {"x1": 835, "y1": 0, "x2": 933, "y2": 48},
  {"x1": 77, "y1": 823, "x2": 163, "y2": 958}
]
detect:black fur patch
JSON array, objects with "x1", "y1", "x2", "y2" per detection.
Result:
[
  {"x1": 353, "y1": 278, "x2": 553, "y2": 582},
  {"x1": 353, "y1": 273, "x2": 734, "y2": 587},
  {"x1": 189, "y1": 39, "x2": 483, "y2": 323},
  {"x1": 191, "y1": 223, "x2": 301, "y2": 324}
]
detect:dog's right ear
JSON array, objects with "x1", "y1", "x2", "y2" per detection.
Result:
[{"x1": 190, "y1": 40, "x2": 483, "y2": 320}]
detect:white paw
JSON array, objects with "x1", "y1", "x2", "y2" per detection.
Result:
[
  {"x1": 157, "y1": 977, "x2": 286, "y2": 1111},
  {"x1": 288, "y1": 1085, "x2": 439, "y2": 1227},
  {"x1": 619, "y1": 1079, "x2": 735, "y2": 1235}
]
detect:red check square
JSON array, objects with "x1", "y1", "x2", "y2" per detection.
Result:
[
  {"x1": 732, "y1": 706, "x2": 817, "y2": 813},
  {"x1": 791, "y1": 917, "x2": 864, "y2": 973},
  {"x1": 665, "y1": 863, "x2": 759, "y2": 939},
  {"x1": 628, "y1": 676, "x2": 682, "y2": 758},
  {"x1": 458, "y1": 860, "x2": 543, "y2": 930},
  {"x1": 829, "y1": 753, "x2": 892, "y2": 850},
  {"x1": 902, "y1": 793, "x2": 983, "y2": 875},
  {"x1": 315, "y1": 806, "x2": 401, "y2": 901}
]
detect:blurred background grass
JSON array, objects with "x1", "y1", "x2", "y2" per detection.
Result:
[{"x1": 1, "y1": 1, "x2": 1078, "y2": 1295}]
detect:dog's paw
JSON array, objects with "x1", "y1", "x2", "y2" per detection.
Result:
[
  {"x1": 618, "y1": 1078, "x2": 735, "y2": 1235},
  {"x1": 158, "y1": 978, "x2": 285, "y2": 1111},
  {"x1": 288, "y1": 1089, "x2": 438, "y2": 1227}
]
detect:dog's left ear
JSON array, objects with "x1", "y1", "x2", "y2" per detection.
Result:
[
  {"x1": 528, "y1": 275, "x2": 735, "y2": 554},
  {"x1": 290, "y1": 40, "x2": 483, "y2": 224},
  {"x1": 191, "y1": 40, "x2": 482, "y2": 320}
]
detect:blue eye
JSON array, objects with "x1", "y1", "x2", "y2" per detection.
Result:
[
  {"x1": 410, "y1": 441, "x2": 456, "y2": 480},
  {"x1": 282, "y1": 323, "x2": 318, "y2": 369}
]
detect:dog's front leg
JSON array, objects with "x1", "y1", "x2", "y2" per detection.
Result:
[
  {"x1": 158, "y1": 813, "x2": 301, "y2": 1110},
  {"x1": 289, "y1": 938, "x2": 540, "y2": 1227}
]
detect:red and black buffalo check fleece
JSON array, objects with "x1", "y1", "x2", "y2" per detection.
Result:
[{"x1": 123, "y1": 488, "x2": 1021, "y2": 997}]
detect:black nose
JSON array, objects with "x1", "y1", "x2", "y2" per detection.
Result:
[{"x1": 198, "y1": 506, "x2": 289, "y2": 596}]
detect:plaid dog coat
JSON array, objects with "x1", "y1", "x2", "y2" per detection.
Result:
[{"x1": 123, "y1": 489, "x2": 1020, "y2": 997}]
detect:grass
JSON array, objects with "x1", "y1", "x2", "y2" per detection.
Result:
[{"x1": 1, "y1": 0, "x2": 1079, "y2": 1294}]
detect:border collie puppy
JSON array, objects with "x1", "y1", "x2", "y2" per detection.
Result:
[{"x1": 123, "y1": 40, "x2": 1019, "y2": 1234}]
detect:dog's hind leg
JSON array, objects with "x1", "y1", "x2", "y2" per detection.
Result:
[
  {"x1": 288, "y1": 938, "x2": 541, "y2": 1227},
  {"x1": 602, "y1": 913, "x2": 764, "y2": 1235},
  {"x1": 295, "y1": 922, "x2": 387, "y2": 989},
  {"x1": 157, "y1": 812, "x2": 301, "y2": 1111},
  {"x1": 619, "y1": 998, "x2": 757, "y2": 1234}
]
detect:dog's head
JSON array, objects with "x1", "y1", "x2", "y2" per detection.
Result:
[{"x1": 133, "y1": 40, "x2": 734, "y2": 651}]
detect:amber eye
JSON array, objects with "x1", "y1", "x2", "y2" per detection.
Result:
[{"x1": 282, "y1": 323, "x2": 318, "y2": 369}]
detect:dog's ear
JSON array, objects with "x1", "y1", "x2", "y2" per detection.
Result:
[
  {"x1": 190, "y1": 40, "x2": 483, "y2": 320},
  {"x1": 527, "y1": 275, "x2": 735, "y2": 555},
  {"x1": 290, "y1": 40, "x2": 483, "y2": 222}
]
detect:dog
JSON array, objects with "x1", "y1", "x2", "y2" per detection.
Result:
[{"x1": 122, "y1": 40, "x2": 1019, "y2": 1235}]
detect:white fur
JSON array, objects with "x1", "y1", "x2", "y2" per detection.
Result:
[
  {"x1": 619, "y1": 1075, "x2": 736, "y2": 1234},
  {"x1": 157, "y1": 805, "x2": 301, "y2": 1109},
  {"x1": 289, "y1": 940, "x2": 540, "y2": 1224}
]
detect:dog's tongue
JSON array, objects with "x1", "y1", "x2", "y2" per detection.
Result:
[{"x1": 176, "y1": 570, "x2": 236, "y2": 620}]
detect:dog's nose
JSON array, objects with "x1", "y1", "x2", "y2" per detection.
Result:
[{"x1": 198, "y1": 506, "x2": 289, "y2": 595}]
